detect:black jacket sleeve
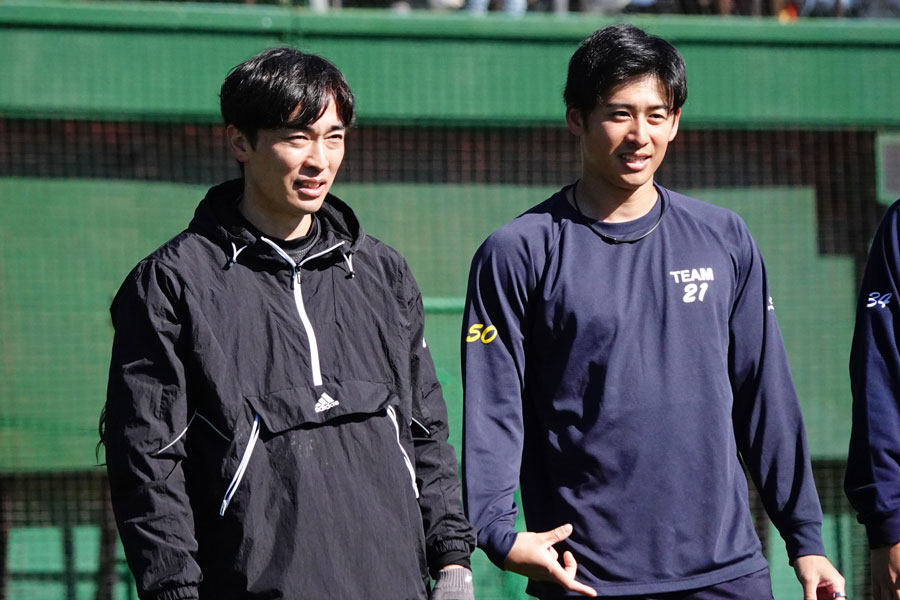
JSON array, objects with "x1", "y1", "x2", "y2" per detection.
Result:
[
  {"x1": 846, "y1": 199, "x2": 900, "y2": 548},
  {"x1": 401, "y1": 261, "x2": 477, "y2": 578},
  {"x1": 105, "y1": 261, "x2": 202, "y2": 600}
]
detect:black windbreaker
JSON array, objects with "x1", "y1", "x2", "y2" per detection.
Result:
[{"x1": 105, "y1": 179, "x2": 475, "y2": 600}]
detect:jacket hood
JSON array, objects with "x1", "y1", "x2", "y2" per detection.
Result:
[{"x1": 189, "y1": 178, "x2": 366, "y2": 267}]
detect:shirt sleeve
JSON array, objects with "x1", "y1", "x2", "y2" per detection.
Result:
[
  {"x1": 401, "y1": 261, "x2": 476, "y2": 578},
  {"x1": 845, "y1": 200, "x2": 900, "y2": 548},
  {"x1": 104, "y1": 261, "x2": 202, "y2": 600},
  {"x1": 461, "y1": 231, "x2": 535, "y2": 568},
  {"x1": 728, "y1": 224, "x2": 826, "y2": 563}
]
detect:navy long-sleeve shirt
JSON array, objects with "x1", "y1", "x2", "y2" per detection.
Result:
[
  {"x1": 462, "y1": 185, "x2": 825, "y2": 598},
  {"x1": 846, "y1": 198, "x2": 900, "y2": 549}
]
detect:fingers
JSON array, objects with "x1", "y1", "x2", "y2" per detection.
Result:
[
  {"x1": 563, "y1": 577, "x2": 599, "y2": 597},
  {"x1": 546, "y1": 553, "x2": 597, "y2": 597},
  {"x1": 562, "y1": 550, "x2": 597, "y2": 596},
  {"x1": 504, "y1": 525, "x2": 596, "y2": 597},
  {"x1": 820, "y1": 571, "x2": 846, "y2": 600},
  {"x1": 543, "y1": 523, "x2": 573, "y2": 544},
  {"x1": 814, "y1": 585, "x2": 842, "y2": 600},
  {"x1": 563, "y1": 550, "x2": 578, "y2": 578},
  {"x1": 794, "y1": 555, "x2": 845, "y2": 600},
  {"x1": 801, "y1": 580, "x2": 817, "y2": 600},
  {"x1": 807, "y1": 575, "x2": 844, "y2": 600}
]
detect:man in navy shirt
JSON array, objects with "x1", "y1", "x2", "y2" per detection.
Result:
[
  {"x1": 846, "y1": 199, "x2": 900, "y2": 600},
  {"x1": 462, "y1": 24, "x2": 845, "y2": 599}
]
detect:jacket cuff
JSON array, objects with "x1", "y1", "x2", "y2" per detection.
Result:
[
  {"x1": 149, "y1": 586, "x2": 199, "y2": 600},
  {"x1": 865, "y1": 510, "x2": 900, "y2": 548},
  {"x1": 784, "y1": 520, "x2": 826, "y2": 564},
  {"x1": 432, "y1": 550, "x2": 471, "y2": 572},
  {"x1": 429, "y1": 538, "x2": 474, "y2": 577},
  {"x1": 479, "y1": 525, "x2": 518, "y2": 569}
]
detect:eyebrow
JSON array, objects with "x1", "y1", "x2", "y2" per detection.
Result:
[
  {"x1": 284, "y1": 123, "x2": 347, "y2": 134},
  {"x1": 605, "y1": 102, "x2": 671, "y2": 111}
]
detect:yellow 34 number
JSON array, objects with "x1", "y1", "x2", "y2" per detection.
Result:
[{"x1": 466, "y1": 323, "x2": 497, "y2": 344}]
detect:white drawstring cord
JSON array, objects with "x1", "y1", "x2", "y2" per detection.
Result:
[
  {"x1": 343, "y1": 252, "x2": 355, "y2": 278},
  {"x1": 225, "y1": 243, "x2": 248, "y2": 270},
  {"x1": 152, "y1": 411, "x2": 231, "y2": 456},
  {"x1": 386, "y1": 406, "x2": 419, "y2": 499},
  {"x1": 153, "y1": 412, "x2": 197, "y2": 456},
  {"x1": 220, "y1": 415, "x2": 261, "y2": 516}
]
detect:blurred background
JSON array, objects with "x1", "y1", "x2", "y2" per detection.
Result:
[{"x1": 1, "y1": 1, "x2": 900, "y2": 598}]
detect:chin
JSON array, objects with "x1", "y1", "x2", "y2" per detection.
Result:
[
  {"x1": 620, "y1": 175, "x2": 653, "y2": 189},
  {"x1": 293, "y1": 199, "x2": 326, "y2": 214}
]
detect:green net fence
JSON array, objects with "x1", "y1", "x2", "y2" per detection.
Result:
[{"x1": 2, "y1": 6, "x2": 900, "y2": 599}]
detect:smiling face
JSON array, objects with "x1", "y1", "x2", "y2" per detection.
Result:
[
  {"x1": 567, "y1": 75, "x2": 680, "y2": 209},
  {"x1": 227, "y1": 97, "x2": 346, "y2": 240}
]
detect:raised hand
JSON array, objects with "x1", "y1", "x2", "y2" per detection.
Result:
[{"x1": 503, "y1": 524, "x2": 597, "y2": 597}]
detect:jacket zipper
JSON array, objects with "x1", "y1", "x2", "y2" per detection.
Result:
[
  {"x1": 261, "y1": 238, "x2": 345, "y2": 387},
  {"x1": 386, "y1": 406, "x2": 419, "y2": 499},
  {"x1": 218, "y1": 239, "x2": 344, "y2": 516}
]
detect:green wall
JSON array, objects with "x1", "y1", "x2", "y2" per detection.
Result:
[{"x1": 2, "y1": 2, "x2": 900, "y2": 126}]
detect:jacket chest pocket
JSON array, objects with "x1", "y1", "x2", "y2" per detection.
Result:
[{"x1": 219, "y1": 380, "x2": 418, "y2": 515}]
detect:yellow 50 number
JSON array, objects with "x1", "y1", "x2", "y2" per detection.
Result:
[{"x1": 466, "y1": 324, "x2": 497, "y2": 344}]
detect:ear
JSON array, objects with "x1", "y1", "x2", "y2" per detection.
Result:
[
  {"x1": 668, "y1": 108, "x2": 681, "y2": 142},
  {"x1": 226, "y1": 125, "x2": 252, "y2": 163},
  {"x1": 566, "y1": 107, "x2": 586, "y2": 137}
]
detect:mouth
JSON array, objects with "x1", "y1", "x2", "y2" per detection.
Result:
[
  {"x1": 294, "y1": 179, "x2": 327, "y2": 197},
  {"x1": 620, "y1": 153, "x2": 651, "y2": 171}
]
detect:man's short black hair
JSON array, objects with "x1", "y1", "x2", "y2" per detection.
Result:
[
  {"x1": 564, "y1": 25, "x2": 687, "y2": 116},
  {"x1": 220, "y1": 47, "x2": 355, "y2": 144}
]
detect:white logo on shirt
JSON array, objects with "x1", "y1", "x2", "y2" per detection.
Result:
[
  {"x1": 866, "y1": 292, "x2": 893, "y2": 309},
  {"x1": 670, "y1": 267, "x2": 714, "y2": 303}
]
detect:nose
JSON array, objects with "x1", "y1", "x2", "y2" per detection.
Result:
[
  {"x1": 628, "y1": 119, "x2": 650, "y2": 146},
  {"x1": 305, "y1": 139, "x2": 328, "y2": 170}
]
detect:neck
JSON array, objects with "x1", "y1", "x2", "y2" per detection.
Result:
[
  {"x1": 573, "y1": 176, "x2": 658, "y2": 223},
  {"x1": 239, "y1": 195, "x2": 313, "y2": 241}
]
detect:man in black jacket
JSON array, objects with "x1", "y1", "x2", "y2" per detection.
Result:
[{"x1": 101, "y1": 48, "x2": 475, "y2": 600}]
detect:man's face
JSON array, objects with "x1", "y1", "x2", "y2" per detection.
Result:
[
  {"x1": 566, "y1": 76, "x2": 680, "y2": 202},
  {"x1": 229, "y1": 98, "x2": 346, "y2": 226}
]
